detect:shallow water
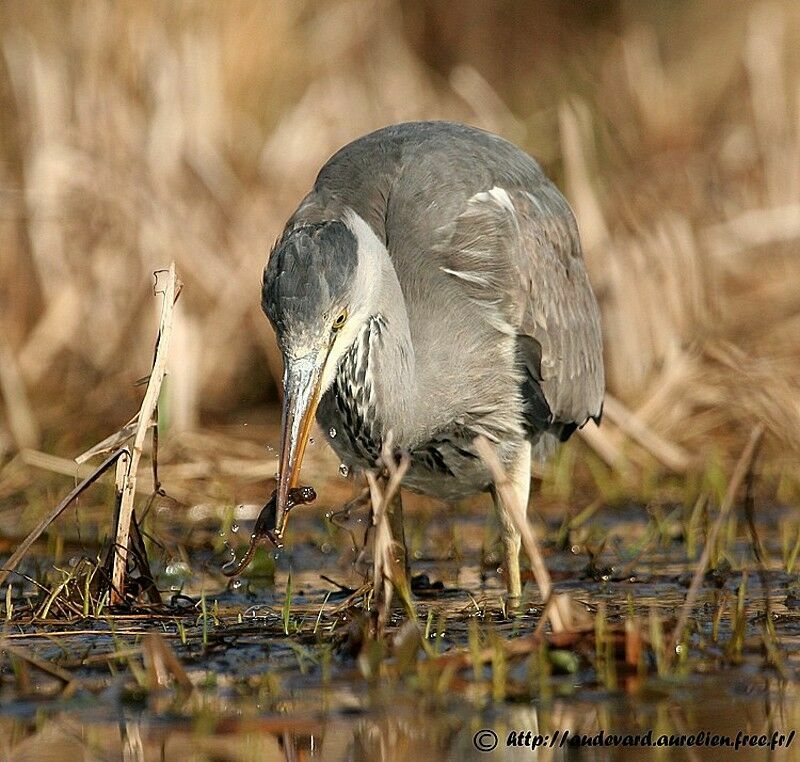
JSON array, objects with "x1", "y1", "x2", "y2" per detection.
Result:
[{"x1": 2, "y1": 432, "x2": 800, "y2": 760}]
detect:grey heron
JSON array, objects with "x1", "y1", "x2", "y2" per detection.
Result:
[{"x1": 261, "y1": 121, "x2": 604, "y2": 601}]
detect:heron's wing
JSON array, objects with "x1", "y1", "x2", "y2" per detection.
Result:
[{"x1": 440, "y1": 184, "x2": 604, "y2": 436}]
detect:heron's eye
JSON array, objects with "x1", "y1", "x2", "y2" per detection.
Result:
[{"x1": 332, "y1": 310, "x2": 348, "y2": 332}]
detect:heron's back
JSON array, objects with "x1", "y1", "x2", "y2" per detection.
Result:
[{"x1": 291, "y1": 121, "x2": 604, "y2": 458}]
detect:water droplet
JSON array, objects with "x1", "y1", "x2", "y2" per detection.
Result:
[
  {"x1": 329, "y1": 427, "x2": 337, "y2": 439},
  {"x1": 166, "y1": 560, "x2": 190, "y2": 577},
  {"x1": 338, "y1": 463, "x2": 350, "y2": 477},
  {"x1": 231, "y1": 523, "x2": 240, "y2": 533},
  {"x1": 231, "y1": 579, "x2": 242, "y2": 590}
]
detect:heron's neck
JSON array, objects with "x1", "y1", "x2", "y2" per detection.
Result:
[
  {"x1": 366, "y1": 247, "x2": 418, "y2": 446},
  {"x1": 338, "y1": 208, "x2": 419, "y2": 448}
]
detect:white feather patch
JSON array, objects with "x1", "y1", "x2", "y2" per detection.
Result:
[
  {"x1": 342, "y1": 208, "x2": 386, "y2": 265},
  {"x1": 440, "y1": 267, "x2": 490, "y2": 287},
  {"x1": 470, "y1": 186, "x2": 516, "y2": 215}
]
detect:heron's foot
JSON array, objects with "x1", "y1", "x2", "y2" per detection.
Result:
[
  {"x1": 505, "y1": 594, "x2": 523, "y2": 614},
  {"x1": 410, "y1": 573, "x2": 445, "y2": 596},
  {"x1": 499, "y1": 548, "x2": 523, "y2": 613}
]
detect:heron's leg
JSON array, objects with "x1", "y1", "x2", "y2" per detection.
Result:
[
  {"x1": 386, "y1": 486, "x2": 410, "y2": 581},
  {"x1": 491, "y1": 441, "x2": 532, "y2": 603}
]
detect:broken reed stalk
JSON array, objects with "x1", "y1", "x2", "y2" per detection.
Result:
[
  {"x1": 110, "y1": 263, "x2": 180, "y2": 604},
  {"x1": 668, "y1": 423, "x2": 766, "y2": 660},
  {"x1": 364, "y1": 472, "x2": 391, "y2": 609},
  {"x1": 0, "y1": 447, "x2": 129, "y2": 590},
  {"x1": 473, "y1": 435, "x2": 568, "y2": 633},
  {"x1": 1, "y1": 639, "x2": 79, "y2": 697},
  {"x1": 365, "y1": 437, "x2": 411, "y2": 626},
  {"x1": 143, "y1": 632, "x2": 193, "y2": 692}
]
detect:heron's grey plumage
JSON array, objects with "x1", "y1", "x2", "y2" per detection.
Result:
[
  {"x1": 265, "y1": 120, "x2": 603, "y2": 510},
  {"x1": 440, "y1": 182, "x2": 604, "y2": 438}
]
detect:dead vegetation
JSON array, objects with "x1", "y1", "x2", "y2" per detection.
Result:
[{"x1": 0, "y1": 0, "x2": 798, "y2": 489}]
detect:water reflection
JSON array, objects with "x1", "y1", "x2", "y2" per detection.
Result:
[{"x1": 1, "y1": 674, "x2": 798, "y2": 761}]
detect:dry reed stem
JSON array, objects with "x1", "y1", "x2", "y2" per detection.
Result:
[
  {"x1": 142, "y1": 632, "x2": 193, "y2": 692},
  {"x1": 75, "y1": 416, "x2": 141, "y2": 464},
  {"x1": 20, "y1": 449, "x2": 100, "y2": 480},
  {"x1": 0, "y1": 338, "x2": 40, "y2": 451},
  {"x1": 602, "y1": 393, "x2": 693, "y2": 473},
  {"x1": 0, "y1": 639, "x2": 78, "y2": 689},
  {"x1": 473, "y1": 435, "x2": 569, "y2": 633},
  {"x1": 17, "y1": 449, "x2": 153, "y2": 498},
  {"x1": 365, "y1": 471, "x2": 392, "y2": 614},
  {"x1": 17, "y1": 286, "x2": 82, "y2": 384},
  {"x1": 1, "y1": 629, "x2": 177, "y2": 640},
  {"x1": 559, "y1": 97, "x2": 608, "y2": 254},
  {"x1": 365, "y1": 437, "x2": 410, "y2": 624},
  {"x1": 0, "y1": 1, "x2": 798, "y2": 484},
  {"x1": 577, "y1": 419, "x2": 632, "y2": 473},
  {"x1": 110, "y1": 264, "x2": 180, "y2": 603},
  {"x1": 668, "y1": 423, "x2": 766, "y2": 660}
]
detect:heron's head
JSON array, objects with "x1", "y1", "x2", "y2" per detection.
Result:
[{"x1": 261, "y1": 215, "x2": 375, "y2": 535}]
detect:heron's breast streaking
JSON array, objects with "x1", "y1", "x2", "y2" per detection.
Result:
[
  {"x1": 316, "y1": 312, "x2": 492, "y2": 497},
  {"x1": 318, "y1": 315, "x2": 386, "y2": 466}
]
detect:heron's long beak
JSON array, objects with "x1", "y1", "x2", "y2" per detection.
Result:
[{"x1": 274, "y1": 352, "x2": 327, "y2": 537}]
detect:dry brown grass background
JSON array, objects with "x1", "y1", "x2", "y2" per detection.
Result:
[{"x1": 0, "y1": 0, "x2": 799, "y2": 491}]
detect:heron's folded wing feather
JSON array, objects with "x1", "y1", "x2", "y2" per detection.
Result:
[{"x1": 440, "y1": 183, "x2": 604, "y2": 431}]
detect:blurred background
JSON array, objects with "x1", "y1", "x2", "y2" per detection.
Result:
[{"x1": 0, "y1": 0, "x2": 799, "y2": 492}]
